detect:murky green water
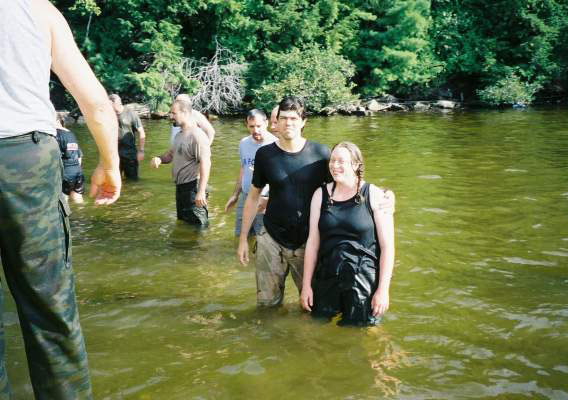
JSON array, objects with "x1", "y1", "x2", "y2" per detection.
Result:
[{"x1": 4, "y1": 108, "x2": 568, "y2": 399}]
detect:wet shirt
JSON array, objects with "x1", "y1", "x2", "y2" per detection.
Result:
[
  {"x1": 318, "y1": 183, "x2": 379, "y2": 264},
  {"x1": 172, "y1": 128, "x2": 211, "y2": 185},
  {"x1": 252, "y1": 141, "x2": 330, "y2": 249},
  {"x1": 117, "y1": 108, "x2": 142, "y2": 158},
  {"x1": 56, "y1": 128, "x2": 82, "y2": 168},
  {"x1": 239, "y1": 133, "x2": 277, "y2": 193}
]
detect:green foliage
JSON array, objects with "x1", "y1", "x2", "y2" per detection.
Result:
[
  {"x1": 253, "y1": 45, "x2": 357, "y2": 113},
  {"x1": 48, "y1": 0, "x2": 568, "y2": 111},
  {"x1": 346, "y1": 0, "x2": 439, "y2": 96},
  {"x1": 477, "y1": 73, "x2": 541, "y2": 106},
  {"x1": 431, "y1": 0, "x2": 568, "y2": 99},
  {"x1": 69, "y1": 0, "x2": 101, "y2": 16},
  {"x1": 129, "y1": 21, "x2": 199, "y2": 111}
]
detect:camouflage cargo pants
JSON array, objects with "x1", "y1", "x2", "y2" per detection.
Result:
[
  {"x1": 255, "y1": 227, "x2": 305, "y2": 307},
  {"x1": 0, "y1": 132, "x2": 92, "y2": 399}
]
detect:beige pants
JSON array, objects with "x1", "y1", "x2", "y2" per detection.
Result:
[{"x1": 255, "y1": 227, "x2": 305, "y2": 306}]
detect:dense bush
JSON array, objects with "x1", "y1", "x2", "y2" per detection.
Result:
[
  {"x1": 252, "y1": 45, "x2": 357, "y2": 113},
  {"x1": 477, "y1": 73, "x2": 542, "y2": 106}
]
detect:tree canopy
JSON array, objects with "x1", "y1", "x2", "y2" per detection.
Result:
[{"x1": 51, "y1": 0, "x2": 568, "y2": 111}]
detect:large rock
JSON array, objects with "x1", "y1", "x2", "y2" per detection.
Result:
[
  {"x1": 320, "y1": 106, "x2": 338, "y2": 116},
  {"x1": 378, "y1": 94, "x2": 398, "y2": 103},
  {"x1": 338, "y1": 104, "x2": 358, "y2": 115},
  {"x1": 151, "y1": 111, "x2": 169, "y2": 120},
  {"x1": 389, "y1": 103, "x2": 408, "y2": 111},
  {"x1": 366, "y1": 99, "x2": 390, "y2": 112},
  {"x1": 411, "y1": 101, "x2": 430, "y2": 111},
  {"x1": 434, "y1": 100, "x2": 458, "y2": 109}
]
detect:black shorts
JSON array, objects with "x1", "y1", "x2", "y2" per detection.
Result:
[
  {"x1": 62, "y1": 169, "x2": 85, "y2": 195},
  {"x1": 119, "y1": 156, "x2": 138, "y2": 180},
  {"x1": 175, "y1": 180, "x2": 208, "y2": 226}
]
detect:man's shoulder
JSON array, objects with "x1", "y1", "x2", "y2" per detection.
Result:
[
  {"x1": 240, "y1": 135, "x2": 253, "y2": 145},
  {"x1": 189, "y1": 126, "x2": 210, "y2": 145},
  {"x1": 255, "y1": 141, "x2": 278, "y2": 157},
  {"x1": 263, "y1": 133, "x2": 278, "y2": 145},
  {"x1": 306, "y1": 140, "x2": 330, "y2": 153}
]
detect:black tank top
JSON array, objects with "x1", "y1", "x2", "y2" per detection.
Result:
[{"x1": 317, "y1": 182, "x2": 379, "y2": 270}]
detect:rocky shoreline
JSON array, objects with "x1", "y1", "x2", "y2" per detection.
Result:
[{"x1": 57, "y1": 97, "x2": 461, "y2": 124}]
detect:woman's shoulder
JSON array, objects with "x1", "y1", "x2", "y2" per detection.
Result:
[{"x1": 368, "y1": 184, "x2": 395, "y2": 214}]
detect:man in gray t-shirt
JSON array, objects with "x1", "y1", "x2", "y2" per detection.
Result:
[
  {"x1": 109, "y1": 93, "x2": 146, "y2": 180},
  {"x1": 151, "y1": 99, "x2": 211, "y2": 225},
  {"x1": 225, "y1": 109, "x2": 277, "y2": 236}
]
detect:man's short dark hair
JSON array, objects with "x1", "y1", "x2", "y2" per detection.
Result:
[
  {"x1": 108, "y1": 93, "x2": 121, "y2": 103},
  {"x1": 246, "y1": 109, "x2": 267, "y2": 122},
  {"x1": 278, "y1": 96, "x2": 306, "y2": 120}
]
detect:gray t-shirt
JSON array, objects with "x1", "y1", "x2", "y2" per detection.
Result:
[
  {"x1": 117, "y1": 108, "x2": 142, "y2": 158},
  {"x1": 172, "y1": 127, "x2": 211, "y2": 185},
  {"x1": 239, "y1": 133, "x2": 277, "y2": 193}
]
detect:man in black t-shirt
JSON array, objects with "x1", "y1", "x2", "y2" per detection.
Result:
[
  {"x1": 109, "y1": 93, "x2": 146, "y2": 180},
  {"x1": 237, "y1": 96, "x2": 330, "y2": 307}
]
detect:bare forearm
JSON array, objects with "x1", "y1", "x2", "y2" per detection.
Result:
[
  {"x1": 159, "y1": 149, "x2": 174, "y2": 164},
  {"x1": 198, "y1": 157, "x2": 211, "y2": 194},
  {"x1": 138, "y1": 129, "x2": 146, "y2": 151},
  {"x1": 239, "y1": 191, "x2": 260, "y2": 241},
  {"x1": 376, "y1": 248, "x2": 394, "y2": 295},
  {"x1": 83, "y1": 102, "x2": 119, "y2": 169},
  {"x1": 302, "y1": 237, "x2": 319, "y2": 287},
  {"x1": 231, "y1": 181, "x2": 242, "y2": 198},
  {"x1": 231, "y1": 167, "x2": 244, "y2": 197}
]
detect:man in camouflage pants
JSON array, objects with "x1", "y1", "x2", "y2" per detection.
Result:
[{"x1": 0, "y1": 1, "x2": 120, "y2": 399}]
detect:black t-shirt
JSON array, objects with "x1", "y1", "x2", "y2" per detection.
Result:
[
  {"x1": 56, "y1": 128, "x2": 82, "y2": 168},
  {"x1": 252, "y1": 140, "x2": 330, "y2": 249}
]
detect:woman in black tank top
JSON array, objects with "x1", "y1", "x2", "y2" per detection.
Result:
[{"x1": 300, "y1": 142, "x2": 396, "y2": 326}]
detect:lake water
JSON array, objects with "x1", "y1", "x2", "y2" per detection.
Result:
[{"x1": 4, "y1": 108, "x2": 568, "y2": 399}]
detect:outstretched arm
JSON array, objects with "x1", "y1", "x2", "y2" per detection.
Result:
[
  {"x1": 42, "y1": 0, "x2": 120, "y2": 205},
  {"x1": 236, "y1": 186, "x2": 262, "y2": 265},
  {"x1": 150, "y1": 148, "x2": 174, "y2": 168},
  {"x1": 300, "y1": 188, "x2": 323, "y2": 311},
  {"x1": 370, "y1": 185, "x2": 396, "y2": 317}
]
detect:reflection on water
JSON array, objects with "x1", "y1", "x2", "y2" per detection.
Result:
[{"x1": 2, "y1": 108, "x2": 568, "y2": 399}]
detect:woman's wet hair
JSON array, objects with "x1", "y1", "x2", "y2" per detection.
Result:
[{"x1": 329, "y1": 141, "x2": 365, "y2": 204}]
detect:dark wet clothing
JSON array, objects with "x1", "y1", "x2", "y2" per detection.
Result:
[
  {"x1": 176, "y1": 180, "x2": 209, "y2": 225},
  {"x1": 312, "y1": 183, "x2": 380, "y2": 326},
  {"x1": 119, "y1": 157, "x2": 139, "y2": 180},
  {"x1": 0, "y1": 132, "x2": 92, "y2": 398},
  {"x1": 252, "y1": 141, "x2": 330, "y2": 250},
  {"x1": 117, "y1": 108, "x2": 142, "y2": 159},
  {"x1": 117, "y1": 108, "x2": 142, "y2": 180},
  {"x1": 56, "y1": 128, "x2": 84, "y2": 194}
]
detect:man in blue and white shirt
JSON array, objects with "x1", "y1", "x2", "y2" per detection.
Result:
[{"x1": 225, "y1": 109, "x2": 277, "y2": 236}]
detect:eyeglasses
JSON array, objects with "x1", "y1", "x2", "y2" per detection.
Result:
[{"x1": 329, "y1": 159, "x2": 351, "y2": 166}]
